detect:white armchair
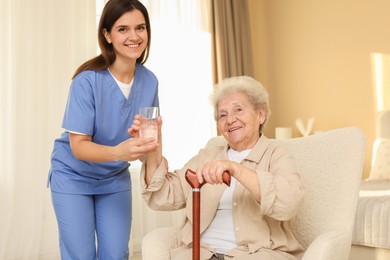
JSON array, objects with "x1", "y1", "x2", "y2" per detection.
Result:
[{"x1": 142, "y1": 127, "x2": 366, "y2": 260}]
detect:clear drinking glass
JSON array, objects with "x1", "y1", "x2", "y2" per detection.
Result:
[{"x1": 139, "y1": 107, "x2": 159, "y2": 141}]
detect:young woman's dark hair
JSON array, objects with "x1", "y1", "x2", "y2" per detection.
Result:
[{"x1": 72, "y1": 0, "x2": 151, "y2": 79}]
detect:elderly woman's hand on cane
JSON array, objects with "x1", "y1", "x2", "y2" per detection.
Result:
[{"x1": 185, "y1": 169, "x2": 231, "y2": 260}]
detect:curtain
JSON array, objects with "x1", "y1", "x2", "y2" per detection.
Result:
[
  {"x1": 211, "y1": 0, "x2": 254, "y2": 83},
  {"x1": 0, "y1": 1, "x2": 96, "y2": 259},
  {"x1": 129, "y1": 0, "x2": 215, "y2": 254},
  {"x1": 1, "y1": 0, "x2": 215, "y2": 258},
  {"x1": 373, "y1": 53, "x2": 390, "y2": 112}
]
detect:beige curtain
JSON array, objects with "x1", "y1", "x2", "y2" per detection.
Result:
[
  {"x1": 0, "y1": 0, "x2": 216, "y2": 260},
  {"x1": 211, "y1": 0, "x2": 254, "y2": 83},
  {"x1": 0, "y1": 1, "x2": 96, "y2": 259},
  {"x1": 1, "y1": 0, "x2": 215, "y2": 258},
  {"x1": 130, "y1": 0, "x2": 214, "y2": 253}
]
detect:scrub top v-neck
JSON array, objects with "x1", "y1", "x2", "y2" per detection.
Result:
[{"x1": 48, "y1": 64, "x2": 159, "y2": 195}]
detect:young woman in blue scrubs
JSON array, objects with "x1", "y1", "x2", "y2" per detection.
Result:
[{"x1": 48, "y1": 0, "x2": 159, "y2": 259}]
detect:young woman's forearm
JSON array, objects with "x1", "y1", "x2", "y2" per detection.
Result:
[
  {"x1": 69, "y1": 133, "x2": 147, "y2": 163},
  {"x1": 70, "y1": 137, "x2": 123, "y2": 162}
]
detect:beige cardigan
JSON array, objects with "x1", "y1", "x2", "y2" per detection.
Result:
[{"x1": 141, "y1": 134, "x2": 304, "y2": 259}]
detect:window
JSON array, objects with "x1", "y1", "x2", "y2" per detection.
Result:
[
  {"x1": 96, "y1": 0, "x2": 216, "y2": 169},
  {"x1": 372, "y1": 53, "x2": 390, "y2": 112}
]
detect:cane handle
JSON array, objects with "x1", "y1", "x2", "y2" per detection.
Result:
[{"x1": 185, "y1": 169, "x2": 231, "y2": 189}]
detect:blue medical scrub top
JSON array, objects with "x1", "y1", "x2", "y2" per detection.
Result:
[{"x1": 48, "y1": 64, "x2": 159, "y2": 195}]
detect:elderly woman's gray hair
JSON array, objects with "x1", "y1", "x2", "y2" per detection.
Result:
[{"x1": 210, "y1": 76, "x2": 270, "y2": 132}]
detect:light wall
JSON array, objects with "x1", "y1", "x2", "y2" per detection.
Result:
[{"x1": 248, "y1": 0, "x2": 390, "y2": 179}]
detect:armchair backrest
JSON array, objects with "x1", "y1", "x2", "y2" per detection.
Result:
[
  {"x1": 206, "y1": 127, "x2": 366, "y2": 256},
  {"x1": 278, "y1": 127, "x2": 365, "y2": 250}
]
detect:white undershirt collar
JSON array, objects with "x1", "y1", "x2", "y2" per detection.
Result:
[{"x1": 107, "y1": 68, "x2": 133, "y2": 99}]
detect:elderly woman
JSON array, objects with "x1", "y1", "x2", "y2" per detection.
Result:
[{"x1": 134, "y1": 76, "x2": 304, "y2": 260}]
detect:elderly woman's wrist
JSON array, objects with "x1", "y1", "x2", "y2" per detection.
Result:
[{"x1": 145, "y1": 153, "x2": 163, "y2": 166}]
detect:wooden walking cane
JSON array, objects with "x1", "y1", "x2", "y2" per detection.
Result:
[{"x1": 185, "y1": 169, "x2": 231, "y2": 260}]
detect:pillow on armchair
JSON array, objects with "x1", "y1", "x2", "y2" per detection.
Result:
[{"x1": 368, "y1": 139, "x2": 390, "y2": 181}]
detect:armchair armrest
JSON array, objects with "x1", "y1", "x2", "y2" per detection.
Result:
[
  {"x1": 142, "y1": 227, "x2": 179, "y2": 260},
  {"x1": 302, "y1": 227, "x2": 352, "y2": 260}
]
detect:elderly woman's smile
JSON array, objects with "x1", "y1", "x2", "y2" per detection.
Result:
[
  {"x1": 217, "y1": 92, "x2": 265, "y2": 151},
  {"x1": 141, "y1": 76, "x2": 304, "y2": 259}
]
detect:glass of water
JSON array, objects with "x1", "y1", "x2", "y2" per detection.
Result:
[{"x1": 139, "y1": 107, "x2": 159, "y2": 141}]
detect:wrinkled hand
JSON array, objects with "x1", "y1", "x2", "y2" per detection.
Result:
[
  {"x1": 124, "y1": 114, "x2": 163, "y2": 162},
  {"x1": 195, "y1": 160, "x2": 238, "y2": 185},
  {"x1": 128, "y1": 114, "x2": 163, "y2": 142}
]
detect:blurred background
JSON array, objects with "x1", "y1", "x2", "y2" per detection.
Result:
[{"x1": 1, "y1": 0, "x2": 390, "y2": 258}]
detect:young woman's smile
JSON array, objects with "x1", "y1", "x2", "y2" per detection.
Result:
[{"x1": 104, "y1": 9, "x2": 148, "y2": 62}]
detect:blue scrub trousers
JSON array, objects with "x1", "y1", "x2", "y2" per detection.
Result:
[{"x1": 51, "y1": 190, "x2": 132, "y2": 260}]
